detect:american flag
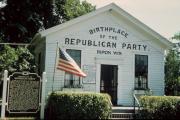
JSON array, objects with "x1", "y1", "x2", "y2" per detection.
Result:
[{"x1": 57, "y1": 48, "x2": 86, "y2": 77}]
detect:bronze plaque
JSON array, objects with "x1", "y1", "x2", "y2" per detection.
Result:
[{"x1": 7, "y1": 72, "x2": 41, "y2": 113}]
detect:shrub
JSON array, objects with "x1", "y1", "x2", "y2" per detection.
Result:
[
  {"x1": 45, "y1": 91, "x2": 112, "y2": 120},
  {"x1": 139, "y1": 96, "x2": 180, "y2": 119}
]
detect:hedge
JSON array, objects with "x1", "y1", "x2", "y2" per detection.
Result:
[
  {"x1": 138, "y1": 96, "x2": 180, "y2": 119},
  {"x1": 45, "y1": 91, "x2": 112, "y2": 120}
]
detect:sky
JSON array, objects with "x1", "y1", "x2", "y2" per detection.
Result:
[{"x1": 85, "y1": 0, "x2": 180, "y2": 40}]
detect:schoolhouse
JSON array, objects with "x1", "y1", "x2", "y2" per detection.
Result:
[{"x1": 32, "y1": 3, "x2": 172, "y2": 106}]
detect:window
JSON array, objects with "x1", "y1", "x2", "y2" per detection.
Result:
[
  {"x1": 135, "y1": 55, "x2": 148, "y2": 90},
  {"x1": 64, "y1": 49, "x2": 81, "y2": 88}
]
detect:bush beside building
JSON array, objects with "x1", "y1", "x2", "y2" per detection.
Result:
[
  {"x1": 45, "y1": 91, "x2": 112, "y2": 120},
  {"x1": 138, "y1": 96, "x2": 180, "y2": 119}
]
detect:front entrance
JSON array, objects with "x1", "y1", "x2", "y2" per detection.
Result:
[{"x1": 100, "y1": 64, "x2": 118, "y2": 105}]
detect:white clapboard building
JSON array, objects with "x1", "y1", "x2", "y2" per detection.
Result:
[{"x1": 32, "y1": 3, "x2": 172, "y2": 106}]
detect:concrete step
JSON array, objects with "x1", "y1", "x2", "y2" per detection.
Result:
[
  {"x1": 110, "y1": 107, "x2": 138, "y2": 120},
  {"x1": 112, "y1": 107, "x2": 138, "y2": 113},
  {"x1": 111, "y1": 113, "x2": 134, "y2": 120}
]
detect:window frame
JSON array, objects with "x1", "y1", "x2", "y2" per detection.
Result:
[
  {"x1": 64, "y1": 49, "x2": 82, "y2": 88},
  {"x1": 134, "y1": 54, "x2": 148, "y2": 90}
]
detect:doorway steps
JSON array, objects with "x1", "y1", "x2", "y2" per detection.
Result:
[{"x1": 111, "y1": 107, "x2": 138, "y2": 120}]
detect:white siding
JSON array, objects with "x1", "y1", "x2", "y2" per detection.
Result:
[{"x1": 149, "y1": 53, "x2": 165, "y2": 95}]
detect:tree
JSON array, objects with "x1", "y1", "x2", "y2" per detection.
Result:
[
  {"x1": 0, "y1": 0, "x2": 58, "y2": 43},
  {"x1": 0, "y1": 0, "x2": 95, "y2": 73},
  {"x1": 165, "y1": 33, "x2": 180, "y2": 95},
  {"x1": 0, "y1": 45, "x2": 17, "y2": 72},
  {"x1": 55, "y1": 0, "x2": 95, "y2": 23},
  {"x1": 172, "y1": 33, "x2": 180, "y2": 40},
  {"x1": 0, "y1": 44, "x2": 36, "y2": 74},
  {"x1": 0, "y1": 0, "x2": 95, "y2": 43}
]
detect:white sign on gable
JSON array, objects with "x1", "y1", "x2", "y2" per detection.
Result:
[{"x1": 63, "y1": 26, "x2": 149, "y2": 56}]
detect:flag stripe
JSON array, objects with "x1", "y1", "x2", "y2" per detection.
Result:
[
  {"x1": 59, "y1": 59, "x2": 72, "y2": 66},
  {"x1": 57, "y1": 65, "x2": 86, "y2": 77},
  {"x1": 58, "y1": 63, "x2": 79, "y2": 72},
  {"x1": 59, "y1": 58, "x2": 81, "y2": 71},
  {"x1": 57, "y1": 48, "x2": 86, "y2": 77},
  {"x1": 57, "y1": 66, "x2": 86, "y2": 77}
]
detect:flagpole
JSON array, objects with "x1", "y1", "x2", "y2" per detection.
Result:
[{"x1": 52, "y1": 42, "x2": 58, "y2": 92}]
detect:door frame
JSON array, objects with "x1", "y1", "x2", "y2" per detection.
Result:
[
  {"x1": 95, "y1": 57, "x2": 123, "y2": 105},
  {"x1": 100, "y1": 64, "x2": 118, "y2": 105}
]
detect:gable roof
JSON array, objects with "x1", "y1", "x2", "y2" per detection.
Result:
[{"x1": 35, "y1": 3, "x2": 173, "y2": 49}]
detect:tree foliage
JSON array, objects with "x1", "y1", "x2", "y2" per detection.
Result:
[
  {"x1": 0, "y1": 0, "x2": 95, "y2": 73},
  {"x1": 0, "y1": 0, "x2": 95, "y2": 43},
  {"x1": 172, "y1": 32, "x2": 180, "y2": 40},
  {"x1": 0, "y1": 45, "x2": 36, "y2": 73},
  {"x1": 165, "y1": 49, "x2": 180, "y2": 95},
  {"x1": 0, "y1": 0, "x2": 58, "y2": 43},
  {"x1": 55, "y1": 0, "x2": 95, "y2": 23},
  {"x1": 165, "y1": 33, "x2": 180, "y2": 95}
]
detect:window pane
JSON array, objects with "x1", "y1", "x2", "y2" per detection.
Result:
[
  {"x1": 66, "y1": 49, "x2": 81, "y2": 67},
  {"x1": 64, "y1": 49, "x2": 81, "y2": 88},
  {"x1": 135, "y1": 55, "x2": 148, "y2": 90}
]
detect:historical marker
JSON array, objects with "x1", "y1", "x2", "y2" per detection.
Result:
[{"x1": 7, "y1": 72, "x2": 41, "y2": 113}]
